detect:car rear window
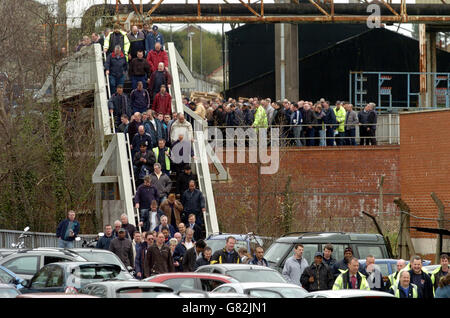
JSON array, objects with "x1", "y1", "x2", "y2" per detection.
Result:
[
  {"x1": 75, "y1": 251, "x2": 123, "y2": 268},
  {"x1": 72, "y1": 265, "x2": 121, "y2": 280},
  {"x1": 356, "y1": 246, "x2": 383, "y2": 260},
  {"x1": 227, "y1": 270, "x2": 285, "y2": 283},
  {"x1": 116, "y1": 287, "x2": 173, "y2": 298}
]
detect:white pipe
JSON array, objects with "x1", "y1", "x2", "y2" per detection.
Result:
[{"x1": 280, "y1": 23, "x2": 285, "y2": 100}]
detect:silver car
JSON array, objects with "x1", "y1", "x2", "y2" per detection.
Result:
[
  {"x1": 79, "y1": 281, "x2": 174, "y2": 298},
  {"x1": 305, "y1": 290, "x2": 395, "y2": 298},
  {"x1": 212, "y1": 282, "x2": 309, "y2": 298},
  {"x1": 195, "y1": 264, "x2": 287, "y2": 283}
]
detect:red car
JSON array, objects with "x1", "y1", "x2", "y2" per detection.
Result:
[{"x1": 144, "y1": 273, "x2": 239, "y2": 292}]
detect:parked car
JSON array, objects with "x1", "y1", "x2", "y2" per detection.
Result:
[
  {"x1": 0, "y1": 283, "x2": 21, "y2": 298},
  {"x1": 265, "y1": 232, "x2": 391, "y2": 272},
  {"x1": 304, "y1": 290, "x2": 395, "y2": 298},
  {"x1": 195, "y1": 264, "x2": 287, "y2": 283},
  {"x1": 20, "y1": 262, "x2": 125, "y2": 294},
  {"x1": 205, "y1": 233, "x2": 272, "y2": 255},
  {"x1": 16, "y1": 293, "x2": 99, "y2": 298},
  {"x1": 0, "y1": 248, "x2": 134, "y2": 280},
  {"x1": 79, "y1": 281, "x2": 174, "y2": 298},
  {"x1": 0, "y1": 265, "x2": 24, "y2": 290},
  {"x1": 212, "y1": 282, "x2": 308, "y2": 298},
  {"x1": 174, "y1": 290, "x2": 249, "y2": 298},
  {"x1": 145, "y1": 273, "x2": 239, "y2": 292},
  {"x1": 0, "y1": 249, "x2": 20, "y2": 259}
]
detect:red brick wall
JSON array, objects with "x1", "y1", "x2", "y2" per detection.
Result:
[
  {"x1": 212, "y1": 146, "x2": 400, "y2": 236},
  {"x1": 400, "y1": 109, "x2": 450, "y2": 240}
]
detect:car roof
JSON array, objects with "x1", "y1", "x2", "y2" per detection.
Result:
[
  {"x1": 146, "y1": 272, "x2": 236, "y2": 280},
  {"x1": 221, "y1": 282, "x2": 303, "y2": 289},
  {"x1": 85, "y1": 281, "x2": 172, "y2": 289},
  {"x1": 274, "y1": 232, "x2": 384, "y2": 243},
  {"x1": 206, "y1": 234, "x2": 251, "y2": 241},
  {"x1": 5, "y1": 248, "x2": 85, "y2": 258},
  {"x1": 308, "y1": 290, "x2": 395, "y2": 298},
  {"x1": 16, "y1": 293, "x2": 99, "y2": 298},
  {"x1": 0, "y1": 283, "x2": 18, "y2": 289},
  {"x1": 198, "y1": 264, "x2": 277, "y2": 271},
  {"x1": 45, "y1": 261, "x2": 121, "y2": 269}
]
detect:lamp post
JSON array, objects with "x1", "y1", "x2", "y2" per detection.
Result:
[{"x1": 187, "y1": 32, "x2": 195, "y2": 72}]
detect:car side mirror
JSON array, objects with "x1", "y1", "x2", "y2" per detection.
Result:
[{"x1": 21, "y1": 280, "x2": 29, "y2": 288}]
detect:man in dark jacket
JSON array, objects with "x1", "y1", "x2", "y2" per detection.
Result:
[
  {"x1": 211, "y1": 236, "x2": 241, "y2": 265},
  {"x1": 105, "y1": 45, "x2": 128, "y2": 96},
  {"x1": 144, "y1": 232, "x2": 175, "y2": 277},
  {"x1": 358, "y1": 102, "x2": 377, "y2": 145},
  {"x1": 195, "y1": 246, "x2": 212, "y2": 270},
  {"x1": 136, "y1": 232, "x2": 154, "y2": 279},
  {"x1": 182, "y1": 239, "x2": 207, "y2": 272},
  {"x1": 127, "y1": 26, "x2": 146, "y2": 60},
  {"x1": 301, "y1": 252, "x2": 334, "y2": 292},
  {"x1": 176, "y1": 165, "x2": 198, "y2": 197},
  {"x1": 96, "y1": 225, "x2": 114, "y2": 250},
  {"x1": 322, "y1": 101, "x2": 337, "y2": 146},
  {"x1": 132, "y1": 126, "x2": 153, "y2": 159},
  {"x1": 408, "y1": 255, "x2": 434, "y2": 298},
  {"x1": 129, "y1": 50, "x2": 150, "y2": 90},
  {"x1": 120, "y1": 214, "x2": 136, "y2": 241},
  {"x1": 109, "y1": 228, "x2": 134, "y2": 268},
  {"x1": 135, "y1": 175, "x2": 160, "y2": 231},
  {"x1": 172, "y1": 228, "x2": 196, "y2": 271},
  {"x1": 56, "y1": 210, "x2": 80, "y2": 249},
  {"x1": 181, "y1": 180, "x2": 206, "y2": 226},
  {"x1": 187, "y1": 214, "x2": 204, "y2": 242},
  {"x1": 148, "y1": 62, "x2": 172, "y2": 99},
  {"x1": 249, "y1": 246, "x2": 269, "y2": 267},
  {"x1": 302, "y1": 103, "x2": 316, "y2": 146},
  {"x1": 130, "y1": 81, "x2": 151, "y2": 114},
  {"x1": 322, "y1": 244, "x2": 336, "y2": 268},
  {"x1": 332, "y1": 247, "x2": 364, "y2": 278},
  {"x1": 108, "y1": 85, "x2": 131, "y2": 128},
  {"x1": 133, "y1": 141, "x2": 156, "y2": 185}
]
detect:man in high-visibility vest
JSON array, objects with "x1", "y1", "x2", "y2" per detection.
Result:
[
  {"x1": 333, "y1": 257, "x2": 370, "y2": 290},
  {"x1": 388, "y1": 258, "x2": 407, "y2": 288},
  {"x1": 153, "y1": 138, "x2": 171, "y2": 176},
  {"x1": 389, "y1": 270, "x2": 418, "y2": 298},
  {"x1": 104, "y1": 24, "x2": 130, "y2": 61},
  {"x1": 431, "y1": 254, "x2": 449, "y2": 296}
]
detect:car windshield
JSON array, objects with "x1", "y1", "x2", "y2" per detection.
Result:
[
  {"x1": 227, "y1": 270, "x2": 285, "y2": 283},
  {"x1": 264, "y1": 243, "x2": 292, "y2": 264},
  {"x1": 0, "y1": 288, "x2": 19, "y2": 298},
  {"x1": 116, "y1": 287, "x2": 173, "y2": 298},
  {"x1": 205, "y1": 239, "x2": 248, "y2": 254},
  {"x1": 75, "y1": 251, "x2": 124, "y2": 268}
]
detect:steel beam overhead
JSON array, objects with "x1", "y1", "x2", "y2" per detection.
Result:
[{"x1": 85, "y1": 3, "x2": 450, "y2": 24}]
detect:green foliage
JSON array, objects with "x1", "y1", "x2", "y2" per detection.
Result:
[{"x1": 161, "y1": 28, "x2": 223, "y2": 76}]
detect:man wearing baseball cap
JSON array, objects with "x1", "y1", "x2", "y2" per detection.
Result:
[
  {"x1": 109, "y1": 227, "x2": 134, "y2": 268},
  {"x1": 332, "y1": 247, "x2": 364, "y2": 278},
  {"x1": 300, "y1": 252, "x2": 334, "y2": 292},
  {"x1": 145, "y1": 24, "x2": 164, "y2": 52}
]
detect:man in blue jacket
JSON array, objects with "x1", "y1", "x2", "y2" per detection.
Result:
[
  {"x1": 105, "y1": 45, "x2": 128, "y2": 97},
  {"x1": 56, "y1": 210, "x2": 80, "y2": 248},
  {"x1": 96, "y1": 225, "x2": 114, "y2": 250}
]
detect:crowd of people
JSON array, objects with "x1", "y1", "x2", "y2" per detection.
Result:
[{"x1": 56, "y1": 211, "x2": 449, "y2": 298}]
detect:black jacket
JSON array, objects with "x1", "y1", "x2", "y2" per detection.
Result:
[
  {"x1": 408, "y1": 269, "x2": 434, "y2": 299},
  {"x1": 186, "y1": 223, "x2": 204, "y2": 241},
  {"x1": 300, "y1": 262, "x2": 334, "y2": 292},
  {"x1": 108, "y1": 93, "x2": 131, "y2": 119},
  {"x1": 176, "y1": 171, "x2": 198, "y2": 196},
  {"x1": 194, "y1": 254, "x2": 211, "y2": 270},
  {"x1": 211, "y1": 248, "x2": 241, "y2": 264},
  {"x1": 182, "y1": 246, "x2": 200, "y2": 272},
  {"x1": 105, "y1": 52, "x2": 128, "y2": 78},
  {"x1": 109, "y1": 237, "x2": 134, "y2": 268}
]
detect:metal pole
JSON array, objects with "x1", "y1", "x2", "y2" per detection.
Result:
[
  {"x1": 200, "y1": 25, "x2": 203, "y2": 76},
  {"x1": 280, "y1": 23, "x2": 285, "y2": 100}
]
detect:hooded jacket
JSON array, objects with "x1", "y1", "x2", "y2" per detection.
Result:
[
  {"x1": 105, "y1": 51, "x2": 128, "y2": 78},
  {"x1": 109, "y1": 236, "x2": 134, "y2": 268}
]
